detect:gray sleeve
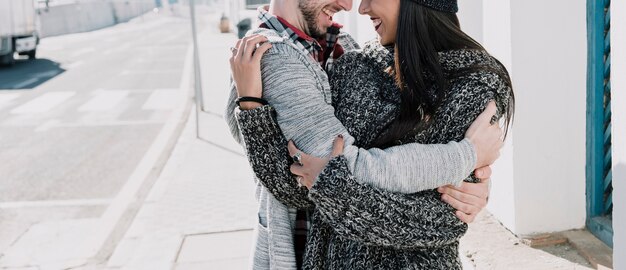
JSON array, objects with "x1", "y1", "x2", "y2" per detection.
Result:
[
  {"x1": 225, "y1": 79, "x2": 313, "y2": 209},
  {"x1": 258, "y1": 45, "x2": 476, "y2": 194}
]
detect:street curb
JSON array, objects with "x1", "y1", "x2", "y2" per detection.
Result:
[{"x1": 78, "y1": 43, "x2": 196, "y2": 267}]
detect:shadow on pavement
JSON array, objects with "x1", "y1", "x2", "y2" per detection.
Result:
[{"x1": 0, "y1": 58, "x2": 65, "y2": 90}]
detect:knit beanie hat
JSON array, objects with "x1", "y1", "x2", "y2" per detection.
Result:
[{"x1": 410, "y1": 0, "x2": 458, "y2": 13}]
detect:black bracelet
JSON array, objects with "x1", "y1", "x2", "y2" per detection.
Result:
[{"x1": 235, "y1": 96, "x2": 268, "y2": 107}]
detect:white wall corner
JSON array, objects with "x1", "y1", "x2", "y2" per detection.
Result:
[
  {"x1": 488, "y1": 131, "x2": 517, "y2": 232},
  {"x1": 481, "y1": 0, "x2": 587, "y2": 236},
  {"x1": 480, "y1": 0, "x2": 517, "y2": 232}
]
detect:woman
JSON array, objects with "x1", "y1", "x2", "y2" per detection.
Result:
[{"x1": 230, "y1": 0, "x2": 514, "y2": 268}]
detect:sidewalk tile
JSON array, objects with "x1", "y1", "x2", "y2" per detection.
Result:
[{"x1": 176, "y1": 230, "x2": 253, "y2": 263}]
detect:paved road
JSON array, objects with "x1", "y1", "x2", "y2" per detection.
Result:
[{"x1": 0, "y1": 12, "x2": 193, "y2": 257}]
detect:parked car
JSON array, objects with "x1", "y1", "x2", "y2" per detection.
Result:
[{"x1": 0, "y1": 0, "x2": 39, "y2": 65}]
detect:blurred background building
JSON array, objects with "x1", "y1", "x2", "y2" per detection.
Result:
[{"x1": 36, "y1": 0, "x2": 160, "y2": 38}]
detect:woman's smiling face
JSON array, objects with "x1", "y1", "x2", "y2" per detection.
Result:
[{"x1": 359, "y1": 0, "x2": 400, "y2": 46}]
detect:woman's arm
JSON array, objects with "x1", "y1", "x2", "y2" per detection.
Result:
[
  {"x1": 309, "y1": 156, "x2": 467, "y2": 249},
  {"x1": 235, "y1": 104, "x2": 314, "y2": 209}
]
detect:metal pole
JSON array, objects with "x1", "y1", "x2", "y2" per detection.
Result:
[{"x1": 189, "y1": 0, "x2": 205, "y2": 139}]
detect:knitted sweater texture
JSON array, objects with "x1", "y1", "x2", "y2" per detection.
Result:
[
  {"x1": 234, "y1": 40, "x2": 512, "y2": 269},
  {"x1": 225, "y1": 28, "x2": 479, "y2": 269},
  {"x1": 308, "y1": 42, "x2": 512, "y2": 269}
]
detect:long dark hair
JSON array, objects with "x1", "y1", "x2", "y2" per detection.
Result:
[{"x1": 373, "y1": 0, "x2": 515, "y2": 148}]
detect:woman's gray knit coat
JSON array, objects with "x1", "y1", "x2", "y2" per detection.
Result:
[
  {"x1": 236, "y1": 41, "x2": 512, "y2": 269},
  {"x1": 227, "y1": 28, "x2": 482, "y2": 269}
]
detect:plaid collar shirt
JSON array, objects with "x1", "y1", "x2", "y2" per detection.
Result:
[{"x1": 256, "y1": 6, "x2": 345, "y2": 268}]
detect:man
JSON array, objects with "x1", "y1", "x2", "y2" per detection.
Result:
[{"x1": 225, "y1": 0, "x2": 498, "y2": 268}]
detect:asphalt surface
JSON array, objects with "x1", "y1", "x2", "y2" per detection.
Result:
[{"x1": 0, "y1": 12, "x2": 193, "y2": 255}]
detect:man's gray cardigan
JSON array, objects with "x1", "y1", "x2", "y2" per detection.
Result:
[{"x1": 225, "y1": 29, "x2": 477, "y2": 269}]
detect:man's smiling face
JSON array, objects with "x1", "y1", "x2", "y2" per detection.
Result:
[{"x1": 298, "y1": 0, "x2": 353, "y2": 38}]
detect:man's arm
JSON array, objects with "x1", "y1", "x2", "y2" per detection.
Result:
[{"x1": 259, "y1": 45, "x2": 476, "y2": 193}]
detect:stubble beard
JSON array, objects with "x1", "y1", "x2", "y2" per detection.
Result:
[{"x1": 298, "y1": 0, "x2": 327, "y2": 39}]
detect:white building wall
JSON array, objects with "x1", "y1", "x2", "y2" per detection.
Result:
[
  {"x1": 512, "y1": 0, "x2": 587, "y2": 235},
  {"x1": 455, "y1": 0, "x2": 523, "y2": 233},
  {"x1": 611, "y1": 0, "x2": 626, "y2": 267},
  {"x1": 481, "y1": 0, "x2": 513, "y2": 70},
  {"x1": 457, "y1": 0, "x2": 519, "y2": 233},
  {"x1": 457, "y1": 0, "x2": 483, "y2": 44},
  {"x1": 478, "y1": 0, "x2": 588, "y2": 235},
  {"x1": 474, "y1": 0, "x2": 521, "y2": 232}
]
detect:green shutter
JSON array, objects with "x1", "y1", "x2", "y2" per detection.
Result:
[{"x1": 586, "y1": 0, "x2": 613, "y2": 247}]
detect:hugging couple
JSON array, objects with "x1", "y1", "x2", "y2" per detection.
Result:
[{"x1": 225, "y1": 0, "x2": 515, "y2": 269}]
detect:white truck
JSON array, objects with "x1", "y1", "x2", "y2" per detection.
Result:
[{"x1": 0, "y1": 0, "x2": 39, "y2": 65}]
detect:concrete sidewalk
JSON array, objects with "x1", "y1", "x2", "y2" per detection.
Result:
[
  {"x1": 105, "y1": 104, "x2": 257, "y2": 270},
  {"x1": 104, "y1": 13, "x2": 257, "y2": 270},
  {"x1": 461, "y1": 212, "x2": 594, "y2": 270}
]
